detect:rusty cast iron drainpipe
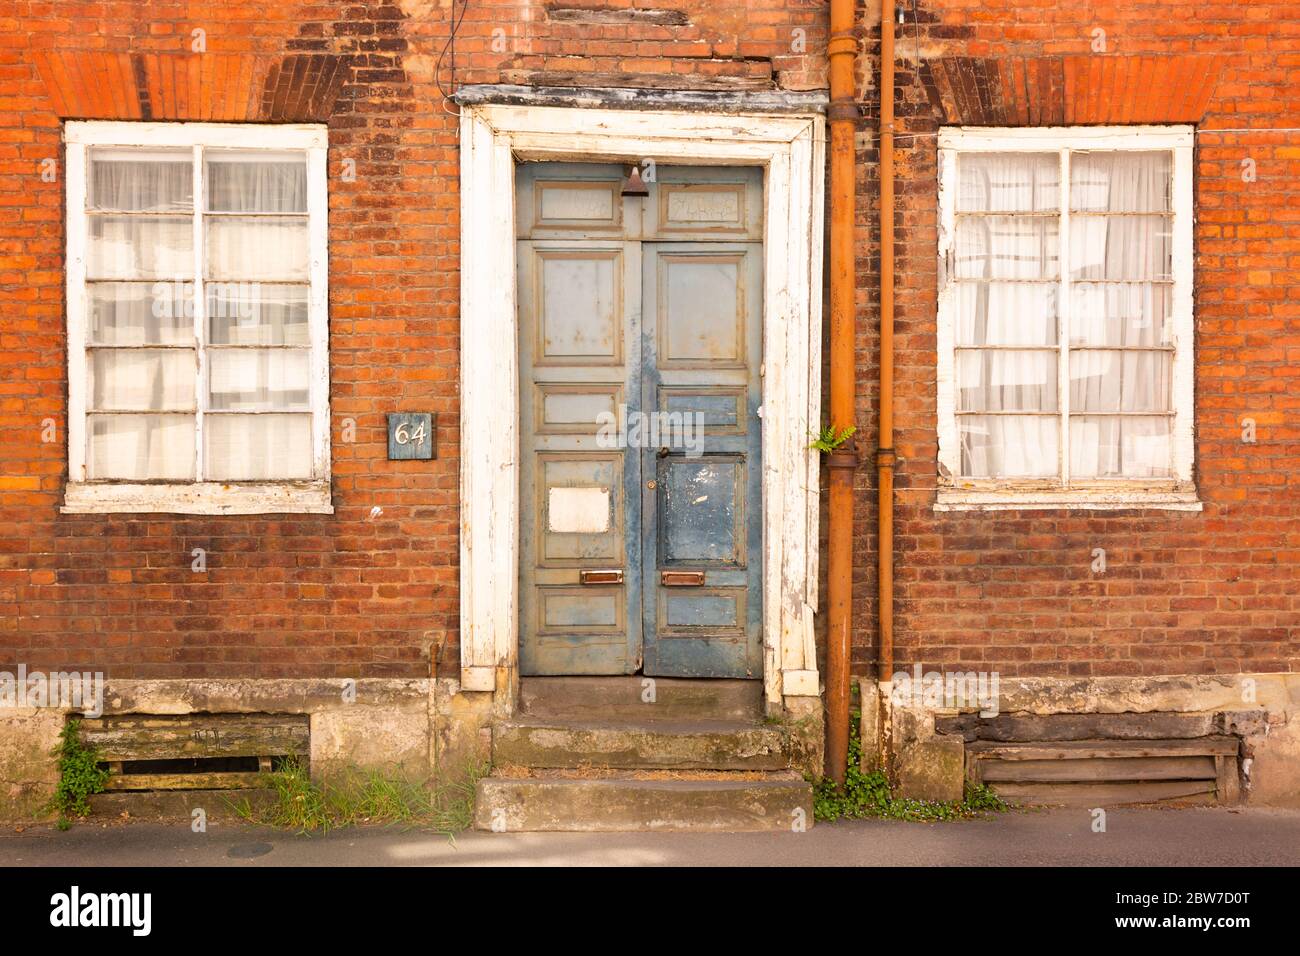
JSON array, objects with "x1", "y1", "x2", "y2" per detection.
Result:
[
  {"x1": 824, "y1": 0, "x2": 859, "y2": 785},
  {"x1": 877, "y1": 4, "x2": 897, "y2": 708}
]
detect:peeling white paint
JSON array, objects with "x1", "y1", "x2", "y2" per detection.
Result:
[{"x1": 548, "y1": 487, "x2": 610, "y2": 534}]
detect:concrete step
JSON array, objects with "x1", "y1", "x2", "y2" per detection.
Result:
[
  {"x1": 474, "y1": 771, "x2": 813, "y2": 832},
  {"x1": 519, "y1": 676, "x2": 764, "y2": 723},
  {"x1": 493, "y1": 719, "x2": 790, "y2": 771}
]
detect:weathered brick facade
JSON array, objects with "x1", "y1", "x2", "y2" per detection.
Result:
[
  {"x1": 850, "y1": 1, "x2": 1300, "y2": 681},
  {"x1": 0, "y1": 1, "x2": 1297, "y2": 808},
  {"x1": 0, "y1": 1, "x2": 827, "y2": 681}
]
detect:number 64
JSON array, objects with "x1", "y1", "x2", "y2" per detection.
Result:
[{"x1": 395, "y1": 421, "x2": 425, "y2": 445}]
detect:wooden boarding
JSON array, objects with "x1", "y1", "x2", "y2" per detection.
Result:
[
  {"x1": 936, "y1": 712, "x2": 1216, "y2": 742},
  {"x1": 966, "y1": 737, "x2": 1239, "y2": 760},
  {"x1": 966, "y1": 736, "x2": 1241, "y2": 807},
  {"x1": 989, "y1": 780, "x2": 1218, "y2": 808},
  {"x1": 80, "y1": 714, "x2": 309, "y2": 792},
  {"x1": 977, "y1": 755, "x2": 1216, "y2": 783},
  {"x1": 80, "y1": 714, "x2": 309, "y2": 761},
  {"x1": 102, "y1": 772, "x2": 266, "y2": 792}
]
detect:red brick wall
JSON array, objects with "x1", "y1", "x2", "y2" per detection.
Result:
[
  {"x1": 5, "y1": 0, "x2": 1293, "y2": 687},
  {"x1": 851, "y1": 0, "x2": 1300, "y2": 679},
  {"x1": 0, "y1": 1, "x2": 828, "y2": 679}
]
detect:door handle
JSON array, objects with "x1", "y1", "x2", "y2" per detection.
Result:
[
  {"x1": 657, "y1": 446, "x2": 670, "y2": 458},
  {"x1": 661, "y1": 570, "x2": 705, "y2": 587},
  {"x1": 580, "y1": 569, "x2": 624, "y2": 585}
]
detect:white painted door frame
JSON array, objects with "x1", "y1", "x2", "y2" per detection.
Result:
[{"x1": 459, "y1": 102, "x2": 825, "y2": 710}]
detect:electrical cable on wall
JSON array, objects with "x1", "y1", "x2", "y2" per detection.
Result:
[
  {"x1": 907, "y1": 0, "x2": 921, "y2": 66},
  {"x1": 436, "y1": 0, "x2": 470, "y2": 115}
]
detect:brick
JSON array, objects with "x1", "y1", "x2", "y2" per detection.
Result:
[{"x1": 0, "y1": 0, "x2": 1294, "y2": 689}]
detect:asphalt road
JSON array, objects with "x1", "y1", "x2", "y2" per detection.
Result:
[{"x1": 2, "y1": 806, "x2": 1298, "y2": 866}]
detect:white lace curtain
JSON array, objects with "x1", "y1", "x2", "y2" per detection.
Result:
[
  {"x1": 955, "y1": 150, "x2": 1173, "y2": 479},
  {"x1": 86, "y1": 150, "x2": 312, "y2": 482}
]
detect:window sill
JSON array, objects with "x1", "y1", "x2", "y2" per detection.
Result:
[
  {"x1": 934, "y1": 486, "x2": 1202, "y2": 513},
  {"x1": 61, "y1": 480, "x2": 333, "y2": 516}
]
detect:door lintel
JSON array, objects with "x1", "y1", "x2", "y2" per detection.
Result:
[{"x1": 454, "y1": 84, "x2": 829, "y2": 117}]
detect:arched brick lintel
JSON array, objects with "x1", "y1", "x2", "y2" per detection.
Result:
[
  {"x1": 33, "y1": 51, "x2": 353, "y2": 123},
  {"x1": 923, "y1": 55, "x2": 1228, "y2": 126}
]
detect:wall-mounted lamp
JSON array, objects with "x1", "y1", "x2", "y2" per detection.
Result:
[{"x1": 621, "y1": 165, "x2": 650, "y2": 196}]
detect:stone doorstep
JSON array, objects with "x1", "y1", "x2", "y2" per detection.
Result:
[
  {"x1": 518, "y1": 676, "x2": 765, "y2": 724},
  {"x1": 474, "y1": 772, "x2": 813, "y2": 832},
  {"x1": 484, "y1": 677, "x2": 805, "y2": 830},
  {"x1": 492, "y1": 719, "x2": 790, "y2": 771}
]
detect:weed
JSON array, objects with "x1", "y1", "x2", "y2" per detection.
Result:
[
  {"x1": 811, "y1": 711, "x2": 1011, "y2": 823},
  {"x1": 810, "y1": 424, "x2": 857, "y2": 454},
  {"x1": 964, "y1": 781, "x2": 1008, "y2": 813},
  {"x1": 47, "y1": 719, "x2": 110, "y2": 830}
]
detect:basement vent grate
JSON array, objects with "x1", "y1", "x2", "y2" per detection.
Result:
[
  {"x1": 938, "y1": 714, "x2": 1243, "y2": 807},
  {"x1": 78, "y1": 714, "x2": 309, "y2": 792}
]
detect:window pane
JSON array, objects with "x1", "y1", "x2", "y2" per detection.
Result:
[
  {"x1": 1069, "y1": 282, "x2": 1173, "y2": 347},
  {"x1": 206, "y1": 217, "x2": 309, "y2": 280},
  {"x1": 955, "y1": 217, "x2": 1059, "y2": 279},
  {"x1": 957, "y1": 350, "x2": 1058, "y2": 412},
  {"x1": 958, "y1": 153, "x2": 1059, "y2": 212},
  {"x1": 208, "y1": 348, "x2": 310, "y2": 411},
  {"x1": 89, "y1": 282, "x2": 192, "y2": 346},
  {"x1": 1070, "y1": 151, "x2": 1170, "y2": 213},
  {"x1": 88, "y1": 217, "x2": 192, "y2": 280},
  {"x1": 208, "y1": 283, "x2": 309, "y2": 345},
  {"x1": 1071, "y1": 416, "x2": 1172, "y2": 478},
  {"x1": 1070, "y1": 350, "x2": 1171, "y2": 413},
  {"x1": 207, "y1": 152, "x2": 308, "y2": 212},
  {"x1": 960, "y1": 415, "x2": 1059, "y2": 477},
  {"x1": 89, "y1": 349, "x2": 195, "y2": 411},
  {"x1": 89, "y1": 150, "x2": 192, "y2": 212},
  {"x1": 206, "y1": 414, "x2": 312, "y2": 480},
  {"x1": 87, "y1": 414, "x2": 194, "y2": 480},
  {"x1": 1069, "y1": 214, "x2": 1172, "y2": 281},
  {"x1": 954, "y1": 282, "x2": 1057, "y2": 346}
]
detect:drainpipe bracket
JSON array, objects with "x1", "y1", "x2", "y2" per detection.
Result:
[
  {"x1": 827, "y1": 34, "x2": 858, "y2": 58},
  {"x1": 876, "y1": 447, "x2": 897, "y2": 469},
  {"x1": 826, "y1": 101, "x2": 860, "y2": 123},
  {"x1": 827, "y1": 449, "x2": 859, "y2": 470}
]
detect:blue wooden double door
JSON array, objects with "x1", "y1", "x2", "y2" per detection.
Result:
[{"x1": 517, "y1": 162, "x2": 764, "y2": 678}]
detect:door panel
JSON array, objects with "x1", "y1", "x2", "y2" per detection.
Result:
[
  {"x1": 641, "y1": 242, "x2": 764, "y2": 678},
  {"x1": 643, "y1": 166, "x2": 764, "y2": 240},
  {"x1": 659, "y1": 455, "x2": 744, "y2": 565},
  {"x1": 518, "y1": 163, "x2": 763, "y2": 679},
  {"x1": 537, "y1": 454, "x2": 622, "y2": 561},
  {"x1": 518, "y1": 233, "x2": 642, "y2": 675},
  {"x1": 518, "y1": 162, "x2": 629, "y2": 238},
  {"x1": 533, "y1": 250, "x2": 624, "y2": 365},
  {"x1": 656, "y1": 253, "x2": 748, "y2": 368}
]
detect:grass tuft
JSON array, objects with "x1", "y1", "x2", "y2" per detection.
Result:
[{"x1": 233, "y1": 755, "x2": 483, "y2": 837}]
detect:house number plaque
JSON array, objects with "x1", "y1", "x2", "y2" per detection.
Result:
[{"x1": 387, "y1": 413, "x2": 436, "y2": 460}]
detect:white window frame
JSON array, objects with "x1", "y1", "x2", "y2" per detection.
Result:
[
  {"x1": 61, "y1": 121, "x2": 332, "y2": 515},
  {"x1": 935, "y1": 125, "x2": 1199, "y2": 512}
]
